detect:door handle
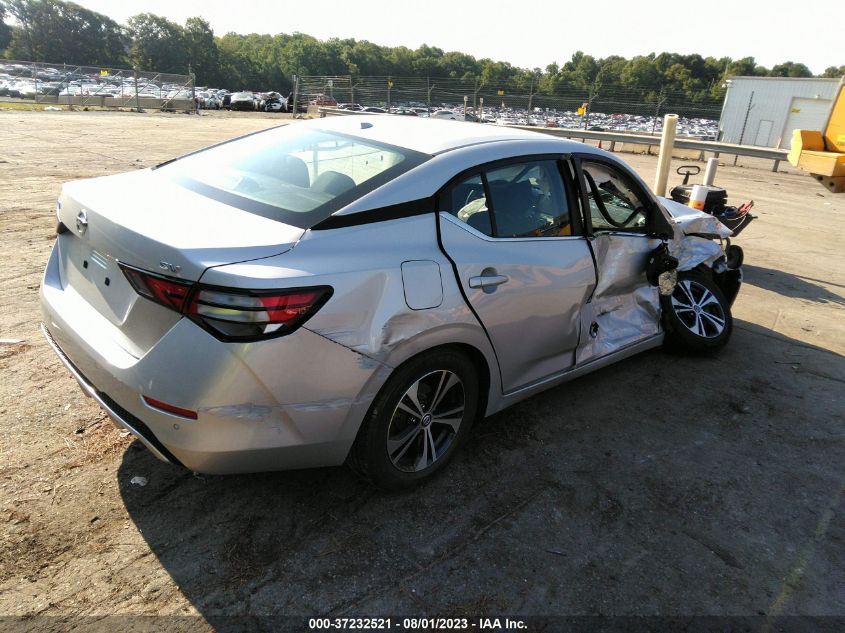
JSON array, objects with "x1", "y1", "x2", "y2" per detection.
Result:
[{"x1": 468, "y1": 274, "x2": 509, "y2": 289}]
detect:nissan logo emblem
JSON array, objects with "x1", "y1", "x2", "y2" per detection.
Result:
[{"x1": 75, "y1": 209, "x2": 88, "y2": 234}]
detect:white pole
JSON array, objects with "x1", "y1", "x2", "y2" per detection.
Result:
[
  {"x1": 653, "y1": 113, "x2": 678, "y2": 197},
  {"x1": 703, "y1": 157, "x2": 719, "y2": 186}
]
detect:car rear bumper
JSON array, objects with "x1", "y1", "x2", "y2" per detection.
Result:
[
  {"x1": 41, "y1": 323, "x2": 180, "y2": 466},
  {"x1": 40, "y1": 243, "x2": 388, "y2": 474}
]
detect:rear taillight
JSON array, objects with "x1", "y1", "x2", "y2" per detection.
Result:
[
  {"x1": 119, "y1": 264, "x2": 331, "y2": 342},
  {"x1": 186, "y1": 286, "x2": 332, "y2": 342},
  {"x1": 121, "y1": 265, "x2": 193, "y2": 312}
]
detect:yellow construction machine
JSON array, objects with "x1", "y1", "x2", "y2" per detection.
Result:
[{"x1": 787, "y1": 78, "x2": 845, "y2": 193}]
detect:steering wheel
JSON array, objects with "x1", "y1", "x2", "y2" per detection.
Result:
[{"x1": 584, "y1": 171, "x2": 641, "y2": 228}]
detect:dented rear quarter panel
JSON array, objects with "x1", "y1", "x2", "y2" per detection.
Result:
[{"x1": 199, "y1": 213, "x2": 502, "y2": 419}]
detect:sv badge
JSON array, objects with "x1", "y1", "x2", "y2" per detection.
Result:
[{"x1": 159, "y1": 261, "x2": 181, "y2": 274}]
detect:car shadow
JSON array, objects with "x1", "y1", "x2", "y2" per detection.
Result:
[
  {"x1": 742, "y1": 264, "x2": 845, "y2": 305},
  {"x1": 117, "y1": 320, "x2": 845, "y2": 627}
]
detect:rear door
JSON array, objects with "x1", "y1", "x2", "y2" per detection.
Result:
[{"x1": 438, "y1": 157, "x2": 596, "y2": 393}]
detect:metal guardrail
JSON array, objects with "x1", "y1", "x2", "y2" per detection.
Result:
[{"x1": 318, "y1": 107, "x2": 788, "y2": 172}]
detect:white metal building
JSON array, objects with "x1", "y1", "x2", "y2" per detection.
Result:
[{"x1": 718, "y1": 76, "x2": 841, "y2": 149}]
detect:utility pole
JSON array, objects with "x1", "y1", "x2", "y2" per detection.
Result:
[
  {"x1": 651, "y1": 86, "x2": 667, "y2": 135},
  {"x1": 133, "y1": 65, "x2": 141, "y2": 112},
  {"x1": 292, "y1": 74, "x2": 299, "y2": 117},
  {"x1": 188, "y1": 63, "x2": 196, "y2": 114},
  {"x1": 387, "y1": 76, "x2": 392, "y2": 111},
  {"x1": 426, "y1": 78, "x2": 437, "y2": 114},
  {"x1": 527, "y1": 75, "x2": 535, "y2": 121}
]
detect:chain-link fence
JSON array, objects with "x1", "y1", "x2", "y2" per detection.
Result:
[
  {"x1": 0, "y1": 59, "x2": 195, "y2": 111},
  {"x1": 297, "y1": 75, "x2": 725, "y2": 137}
]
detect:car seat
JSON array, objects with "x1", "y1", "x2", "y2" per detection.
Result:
[
  {"x1": 276, "y1": 155, "x2": 310, "y2": 188},
  {"x1": 312, "y1": 171, "x2": 356, "y2": 196}
]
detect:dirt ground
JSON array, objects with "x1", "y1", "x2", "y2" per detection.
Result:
[{"x1": 0, "y1": 109, "x2": 843, "y2": 632}]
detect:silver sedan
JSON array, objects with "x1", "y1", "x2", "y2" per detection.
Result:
[{"x1": 41, "y1": 116, "x2": 741, "y2": 489}]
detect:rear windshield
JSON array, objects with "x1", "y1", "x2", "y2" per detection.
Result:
[{"x1": 155, "y1": 125, "x2": 429, "y2": 228}]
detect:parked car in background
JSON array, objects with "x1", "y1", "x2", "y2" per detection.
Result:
[
  {"x1": 229, "y1": 91, "x2": 258, "y2": 111},
  {"x1": 309, "y1": 94, "x2": 338, "y2": 107},
  {"x1": 361, "y1": 106, "x2": 387, "y2": 113},
  {"x1": 338, "y1": 103, "x2": 363, "y2": 111},
  {"x1": 41, "y1": 116, "x2": 741, "y2": 490},
  {"x1": 197, "y1": 91, "x2": 221, "y2": 109},
  {"x1": 259, "y1": 91, "x2": 287, "y2": 112},
  {"x1": 429, "y1": 109, "x2": 464, "y2": 121}
]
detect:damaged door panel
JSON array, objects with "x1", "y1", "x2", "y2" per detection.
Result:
[
  {"x1": 573, "y1": 157, "x2": 666, "y2": 363},
  {"x1": 576, "y1": 234, "x2": 662, "y2": 364}
]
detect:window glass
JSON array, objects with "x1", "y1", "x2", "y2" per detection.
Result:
[
  {"x1": 155, "y1": 126, "x2": 428, "y2": 229},
  {"x1": 442, "y1": 174, "x2": 493, "y2": 236},
  {"x1": 582, "y1": 161, "x2": 648, "y2": 232},
  {"x1": 486, "y1": 160, "x2": 571, "y2": 238}
]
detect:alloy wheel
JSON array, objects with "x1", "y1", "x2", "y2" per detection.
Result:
[
  {"x1": 670, "y1": 279, "x2": 726, "y2": 338},
  {"x1": 387, "y1": 370, "x2": 466, "y2": 473}
]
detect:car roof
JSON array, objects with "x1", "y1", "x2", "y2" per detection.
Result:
[{"x1": 305, "y1": 115, "x2": 573, "y2": 155}]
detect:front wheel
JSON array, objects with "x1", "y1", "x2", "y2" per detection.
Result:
[
  {"x1": 348, "y1": 349, "x2": 479, "y2": 490},
  {"x1": 662, "y1": 270, "x2": 733, "y2": 353}
]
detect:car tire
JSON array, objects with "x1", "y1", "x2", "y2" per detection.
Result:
[
  {"x1": 662, "y1": 269, "x2": 732, "y2": 354},
  {"x1": 726, "y1": 244, "x2": 744, "y2": 269},
  {"x1": 348, "y1": 349, "x2": 479, "y2": 490}
]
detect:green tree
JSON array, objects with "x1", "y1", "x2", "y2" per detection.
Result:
[
  {"x1": 411, "y1": 43, "x2": 444, "y2": 77},
  {"x1": 769, "y1": 61, "x2": 813, "y2": 78},
  {"x1": 183, "y1": 17, "x2": 218, "y2": 85},
  {"x1": 0, "y1": 1, "x2": 13, "y2": 52},
  {"x1": 5, "y1": 0, "x2": 126, "y2": 66},
  {"x1": 277, "y1": 32, "x2": 332, "y2": 76},
  {"x1": 438, "y1": 51, "x2": 479, "y2": 78},
  {"x1": 725, "y1": 56, "x2": 767, "y2": 77},
  {"x1": 127, "y1": 12, "x2": 186, "y2": 73},
  {"x1": 820, "y1": 65, "x2": 845, "y2": 78},
  {"x1": 620, "y1": 54, "x2": 662, "y2": 90}
]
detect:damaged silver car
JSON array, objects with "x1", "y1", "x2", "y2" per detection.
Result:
[{"x1": 41, "y1": 116, "x2": 742, "y2": 489}]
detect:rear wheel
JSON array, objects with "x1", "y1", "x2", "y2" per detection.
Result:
[
  {"x1": 348, "y1": 349, "x2": 479, "y2": 490},
  {"x1": 663, "y1": 270, "x2": 732, "y2": 353}
]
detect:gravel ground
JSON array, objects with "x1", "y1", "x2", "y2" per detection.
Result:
[{"x1": 0, "y1": 109, "x2": 842, "y2": 632}]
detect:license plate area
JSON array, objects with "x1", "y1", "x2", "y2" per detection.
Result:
[{"x1": 58, "y1": 235, "x2": 136, "y2": 324}]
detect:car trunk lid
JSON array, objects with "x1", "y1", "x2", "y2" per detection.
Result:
[{"x1": 53, "y1": 169, "x2": 304, "y2": 350}]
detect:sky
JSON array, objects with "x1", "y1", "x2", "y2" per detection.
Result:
[{"x1": 72, "y1": 0, "x2": 843, "y2": 75}]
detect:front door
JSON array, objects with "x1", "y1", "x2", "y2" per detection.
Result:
[
  {"x1": 573, "y1": 156, "x2": 664, "y2": 364},
  {"x1": 438, "y1": 158, "x2": 596, "y2": 393}
]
